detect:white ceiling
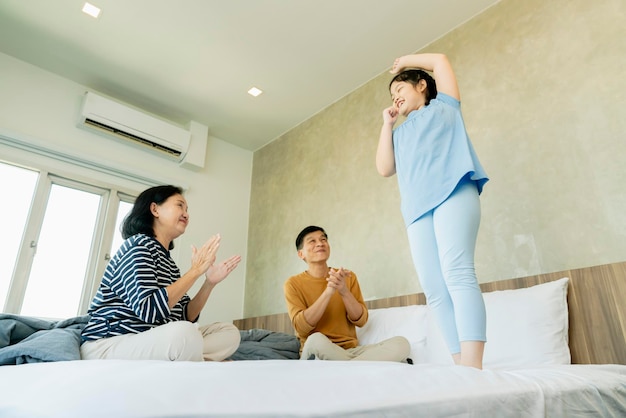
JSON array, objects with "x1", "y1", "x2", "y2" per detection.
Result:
[{"x1": 0, "y1": 0, "x2": 499, "y2": 151}]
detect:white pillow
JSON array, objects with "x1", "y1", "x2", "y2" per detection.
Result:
[
  {"x1": 425, "y1": 277, "x2": 571, "y2": 368},
  {"x1": 357, "y1": 304, "x2": 429, "y2": 363},
  {"x1": 482, "y1": 277, "x2": 570, "y2": 368}
]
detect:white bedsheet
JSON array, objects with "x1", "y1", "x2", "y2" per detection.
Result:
[{"x1": 0, "y1": 360, "x2": 625, "y2": 417}]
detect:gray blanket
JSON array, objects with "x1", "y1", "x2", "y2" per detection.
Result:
[
  {"x1": 229, "y1": 328, "x2": 300, "y2": 360},
  {"x1": 0, "y1": 314, "x2": 90, "y2": 365},
  {"x1": 0, "y1": 316, "x2": 299, "y2": 364}
]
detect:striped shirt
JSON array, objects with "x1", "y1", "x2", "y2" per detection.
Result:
[{"x1": 81, "y1": 234, "x2": 192, "y2": 342}]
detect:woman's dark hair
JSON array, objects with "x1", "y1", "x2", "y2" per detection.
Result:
[
  {"x1": 122, "y1": 185, "x2": 183, "y2": 250},
  {"x1": 295, "y1": 225, "x2": 327, "y2": 250},
  {"x1": 389, "y1": 69, "x2": 438, "y2": 106}
]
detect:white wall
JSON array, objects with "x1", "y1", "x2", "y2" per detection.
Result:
[{"x1": 0, "y1": 51, "x2": 253, "y2": 324}]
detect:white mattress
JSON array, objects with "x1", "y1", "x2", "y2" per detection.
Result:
[{"x1": 1, "y1": 360, "x2": 625, "y2": 417}]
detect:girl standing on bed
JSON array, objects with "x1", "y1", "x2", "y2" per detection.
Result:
[
  {"x1": 81, "y1": 185, "x2": 241, "y2": 361},
  {"x1": 376, "y1": 53, "x2": 489, "y2": 369}
]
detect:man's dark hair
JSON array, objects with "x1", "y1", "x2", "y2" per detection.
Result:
[{"x1": 295, "y1": 225, "x2": 327, "y2": 250}]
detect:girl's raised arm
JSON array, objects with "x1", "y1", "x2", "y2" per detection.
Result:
[{"x1": 390, "y1": 53, "x2": 460, "y2": 101}]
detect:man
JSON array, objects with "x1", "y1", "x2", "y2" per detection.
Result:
[{"x1": 284, "y1": 225, "x2": 410, "y2": 361}]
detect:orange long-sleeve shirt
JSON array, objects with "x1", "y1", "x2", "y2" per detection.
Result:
[{"x1": 284, "y1": 269, "x2": 368, "y2": 351}]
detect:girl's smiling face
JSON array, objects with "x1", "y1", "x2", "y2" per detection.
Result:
[{"x1": 390, "y1": 79, "x2": 427, "y2": 116}]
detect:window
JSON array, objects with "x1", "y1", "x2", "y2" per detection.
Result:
[
  {"x1": 0, "y1": 163, "x2": 38, "y2": 309},
  {"x1": 0, "y1": 161, "x2": 136, "y2": 319},
  {"x1": 110, "y1": 199, "x2": 134, "y2": 257}
]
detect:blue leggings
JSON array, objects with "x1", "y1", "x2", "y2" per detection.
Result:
[{"x1": 407, "y1": 179, "x2": 486, "y2": 355}]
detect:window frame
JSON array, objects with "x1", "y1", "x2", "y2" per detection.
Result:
[{"x1": 0, "y1": 130, "x2": 170, "y2": 318}]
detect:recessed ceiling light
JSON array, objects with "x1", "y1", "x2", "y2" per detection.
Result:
[
  {"x1": 247, "y1": 87, "x2": 263, "y2": 97},
  {"x1": 82, "y1": 2, "x2": 101, "y2": 18}
]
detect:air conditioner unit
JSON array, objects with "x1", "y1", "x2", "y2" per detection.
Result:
[{"x1": 78, "y1": 91, "x2": 191, "y2": 160}]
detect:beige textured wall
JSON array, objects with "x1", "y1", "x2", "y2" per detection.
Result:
[{"x1": 244, "y1": 0, "x2": 626, "y2": 317}]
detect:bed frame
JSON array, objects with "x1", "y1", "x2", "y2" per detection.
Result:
[{"x1": 234, "y1": 261, "x2": 626, "y2": 365}]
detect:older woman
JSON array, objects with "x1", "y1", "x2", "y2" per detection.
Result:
[{"x1": 81, "y1": 185, "x2": 241, "y2": 361}]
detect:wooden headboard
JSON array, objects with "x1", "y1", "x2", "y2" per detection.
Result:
[{"x1": 234, "y1": 261, "x2": 626, "y2": 365}]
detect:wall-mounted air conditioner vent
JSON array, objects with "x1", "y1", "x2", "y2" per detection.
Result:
[{"x1": 78, "y1": 91, "x2": 191, "y2": 161}]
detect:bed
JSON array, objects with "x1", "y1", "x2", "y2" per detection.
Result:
[{"x1": 1, "y1": 262, "x2": 625, "y2": 417}]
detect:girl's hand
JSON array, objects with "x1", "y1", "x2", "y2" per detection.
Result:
[
  {"x1": 191, "y1": 234, "x2": 221, "y2": 276},
  {"x1": 389, "y1": 56, "x2": 407, "y2": 75},
  {"x1": 382, "y1": 106, "x2": 399, "y2": 126},
  {"x1": 205, "y1": 254, "x2": 242, "y2": 285}
]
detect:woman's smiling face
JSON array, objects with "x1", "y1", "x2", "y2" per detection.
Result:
[{"x1": 152, "y1": 193, "x2": 189, "y2": 243}]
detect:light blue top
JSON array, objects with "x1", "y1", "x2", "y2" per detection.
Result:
[{"x1": 392, "y1": 93, "x2": 488, "y2": 227}]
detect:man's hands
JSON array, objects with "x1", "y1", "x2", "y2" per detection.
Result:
[
  {"x1": 304, "y1": 266, "x2": 363, "y2": 326},
  {"x1": 327, "y1": 267, "x2": 364, "y2": 322},
  {"x1": 326, "y1": 267, "x2": 351, "y2": 296}
]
